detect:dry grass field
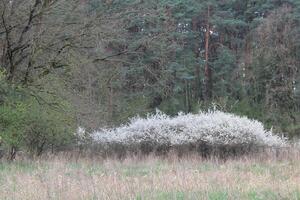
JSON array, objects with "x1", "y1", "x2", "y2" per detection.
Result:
[{"x1": 1, "y1": 150, "x2": 300, "y2": 200}]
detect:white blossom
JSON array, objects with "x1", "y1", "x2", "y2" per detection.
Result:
[{"x1": 92, "y1": 110, "x2": 286, "y2": 147}]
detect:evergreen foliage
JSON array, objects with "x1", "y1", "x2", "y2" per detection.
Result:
[{"x1": 0, "y1": 0, "x2": 299, "y2": 158}]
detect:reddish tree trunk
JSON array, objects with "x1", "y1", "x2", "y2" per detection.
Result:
[{"x1": 204, "y1": 5, "x2": 212, "y2": 100}]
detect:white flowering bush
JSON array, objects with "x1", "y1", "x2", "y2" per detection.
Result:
[
  {"x1": 75, "y1": 127, "x2": 88, "y2": 144},
  {"x1": 92, "y1": 110, "x2": 285, "y2": 149}
]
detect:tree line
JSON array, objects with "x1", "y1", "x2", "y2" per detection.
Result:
[{"x1": 0, "y1": 0, "x2": 299, "y2": 159}]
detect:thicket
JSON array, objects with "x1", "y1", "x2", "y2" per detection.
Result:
[
  {"x1": 0, "y1": 72, "x2": 76, "y2": 160},
  {"x1": 89, "y1": 110, "x2": 286, "y2": 158}
]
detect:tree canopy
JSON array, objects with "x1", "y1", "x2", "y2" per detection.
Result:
[{"x1": 0, "y1": 0, "x2": 299, "y2": 157}]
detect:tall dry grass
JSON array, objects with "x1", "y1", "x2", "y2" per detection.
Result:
[{"x1": 1, "y1": 148, "x2": 300, "y2": 200}]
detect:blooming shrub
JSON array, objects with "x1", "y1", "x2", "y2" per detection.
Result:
[{"x1": 92, "y1": 110, "x2": 286, "y2": 148}]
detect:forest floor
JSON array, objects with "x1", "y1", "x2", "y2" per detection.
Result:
[{"x1": 1, "y1": 152, "x2": 300, "y2": 200}]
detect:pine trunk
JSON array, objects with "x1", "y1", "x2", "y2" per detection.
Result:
[{"x1": 204, "y1": 5, "x2": 212, "y2": 100}]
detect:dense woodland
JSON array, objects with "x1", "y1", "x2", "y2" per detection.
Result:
[{"x1": 0, "y1": 0, "x2": 300, "y2": 158}]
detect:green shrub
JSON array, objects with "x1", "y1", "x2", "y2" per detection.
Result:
[{"x1": 0, "y1": 72, "x2": 76, "y2": 159}]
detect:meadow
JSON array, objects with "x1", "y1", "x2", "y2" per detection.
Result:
[{"x1": 1, "y1": 149, "x2": 300, "y2": 200}]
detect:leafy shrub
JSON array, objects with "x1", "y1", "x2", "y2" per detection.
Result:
[
  {"x1": 22, "y1": 102, "x2": 76, "y2": 156},
  {"x1": 91, "y1": 110, "x2": 286, "y2": 157},
  {"x1": 0, "y1": 100, "x2": 76, "y2": 159},
  {"x1": 0, "y1": 72, "x2": 76, "y2": 159}
]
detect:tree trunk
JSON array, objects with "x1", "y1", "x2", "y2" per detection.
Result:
[
  {"x1": 185, "y1": 80, "x2": 191, "y2": 113},
  {"x1": 9, "y1": 146, "x2": 17, "y2": 161},
  {"x1": 192, "y1": 17, "x2": 202, "y2": 100},
  {"x1": 204, "y1": 5, "x2": 212, "y2": 100},
  {"x1": 108, "y1": 82, "x2": 114, "y2": 120},
  {"x1": 36, "y1": 140, "x2": 46, "y2": 157}
]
